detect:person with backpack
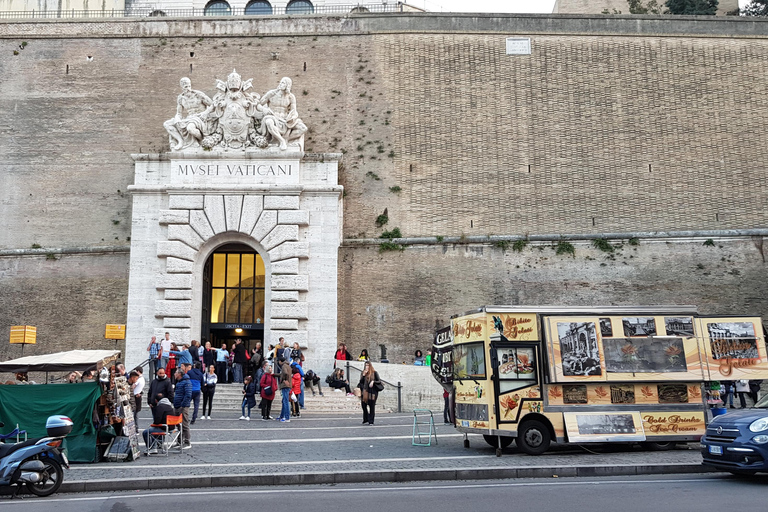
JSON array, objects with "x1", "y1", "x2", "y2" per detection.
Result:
[
  {"x1": 259, "y1": 364, "x2": 278, "y2": 420},
  {"x1": 240, "y1": 375, "x2": 257, "y2": 420}
]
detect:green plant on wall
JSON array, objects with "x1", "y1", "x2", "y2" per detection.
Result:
[
  {"x1": 492, "y1": 240, "x2": 511, "y2": 251},
  {"x1": 555, "y1": 240, "x2": 576, "y2": 257},
  {"x1": 375, "y1": 209, "x2": 389, "y2": 228},
  {"x1": 380, "y1": 227, "x2": 402, "y2": 239},
  {"x1": 378, "y1": 241, "x2": 404, "y2": 253},
  {"x1": 592, "y1": 238, "x2": 614, "y2": 253},
  {"x1": 512, "y1": 239, "x2": 528, "y2": 252}
]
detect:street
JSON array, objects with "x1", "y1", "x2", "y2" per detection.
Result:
[{"x1": 1, "y1": 474, "x2": 766, "y2": 511}]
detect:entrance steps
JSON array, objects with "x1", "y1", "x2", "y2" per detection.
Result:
[{"x1": 204, "y1": 383, "x2": 385, "y2": 415}]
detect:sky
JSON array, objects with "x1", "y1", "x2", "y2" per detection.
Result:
[{"x1": 412, "y1": 0, "x2": 749, "y2": 13}]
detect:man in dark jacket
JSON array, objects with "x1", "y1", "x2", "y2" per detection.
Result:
[
  {"x1": 147, "y1": 368, "x2": 173, "y2": 416},
  {"x1": 188, "y1": 340, "x2": 200, "y2": 366},
  {"x1": 232, "y1": 339, "x2": 247, "y2": 384},
  {"x1": 142, "y1": 397, "x2": 174, "y2": 453},
  {"x1": 187, "y1": 362, "x2": 205, "y2": 424},
  {"x1": 173, "y1": 365, "x2": 193, "y2": 448}
]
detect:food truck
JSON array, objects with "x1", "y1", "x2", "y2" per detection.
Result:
[{"x1": 431, "y1": 306, "x2": 768, "y2": 456}]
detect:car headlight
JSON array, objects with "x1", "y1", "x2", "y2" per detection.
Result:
[
  {"x1": 749, "y1": 417, "x2": 768, "y2": 433},
  {"x1": 752, "y1": 435, "x2": 768, "y2": 444}
]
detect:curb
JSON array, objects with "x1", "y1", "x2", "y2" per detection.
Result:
[{"x1": 58, "y1": 464, "x2": 719, "y2": 493}]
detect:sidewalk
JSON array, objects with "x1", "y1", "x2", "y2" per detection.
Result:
[{"x1": 58, "y1": 403, "x2": 715, "y2": 493}]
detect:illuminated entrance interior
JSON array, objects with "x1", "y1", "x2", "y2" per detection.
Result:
[{"x1": 202, "y1": 243, "x2": 265, "y2": 351}]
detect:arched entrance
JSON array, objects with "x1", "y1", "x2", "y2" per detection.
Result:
[{"x1": 202, "y1": 242, "x2": 266, "y2": 352}]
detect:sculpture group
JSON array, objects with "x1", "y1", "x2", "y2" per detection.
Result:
[{"x1": 164, "y1": 71, "x2": 308, "y2": 152}]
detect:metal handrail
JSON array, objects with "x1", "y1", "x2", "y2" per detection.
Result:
[
  {"x1": 345, "y1": 361, "x2": 402, "y2": 413},
  {"x1": 0, "y1": 3, "x2": 408, "y2": 19}
]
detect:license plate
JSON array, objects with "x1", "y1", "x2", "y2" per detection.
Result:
[{"x1": 708, "y1": 445, "x2": 723, "y2": 455}]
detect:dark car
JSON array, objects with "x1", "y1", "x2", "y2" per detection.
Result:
[{"x1": 701, "y1": 395, "x2": 768, "y2": 475}]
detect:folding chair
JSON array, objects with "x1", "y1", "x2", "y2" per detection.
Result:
[
  {"x1": 146, "y1": 423, "x2": 170, "y2": 456},
  {"x1": 164, "y1": 414, "x2": 184, "y2": 454}
]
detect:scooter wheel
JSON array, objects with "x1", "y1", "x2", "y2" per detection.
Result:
[{"x1": 25, "y1": 458, "x2": 63, "y2": 497}]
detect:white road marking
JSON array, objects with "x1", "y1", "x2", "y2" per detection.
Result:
[
  {"x1": 0, "y1": 477, "x2": 720, "y2": 505},
  {"x1": 187, "y1": 434, "x2": 466, "y2": 445},
  {"x1": 189, "y1": 423, "x2": 417, "y2": 431},
  {"x1": 69, "y1": 454, "x2": 491, "y2": 471}
]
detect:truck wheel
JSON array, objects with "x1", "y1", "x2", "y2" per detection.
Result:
[
  {"x1": 642, "y1": 441, "x2": 676, "y2": 451},
  {"x1": 483, "y1": 435, "x2": 513, "y2": 449},
  {"x1": 517, "y1": 420, "x2": 551, "y2": 455}
]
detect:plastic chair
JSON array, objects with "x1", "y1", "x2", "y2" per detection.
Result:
[{"x1": 412, "y1": 409, "x2": 438, "y2": 447}]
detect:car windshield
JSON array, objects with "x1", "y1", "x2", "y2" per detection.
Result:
[{"x1": 754, "y1": 394, "x2": 768, "y2": 409}]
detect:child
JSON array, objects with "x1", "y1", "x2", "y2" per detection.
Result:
[{"x1": 291, "y1": 366, "x2": 302, "y2": 418}]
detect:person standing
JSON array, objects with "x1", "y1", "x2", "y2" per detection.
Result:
[
  {"x1": 291, "y1": 366, "x2": 302, "y2": 418},
  {"x1": 216, "y1": 343, "x2": 229, "y2": 383},
  {"x1": 170, "y1": 342, "x2": 193, "y2": 366},
  {"x1": 147, "y1": 336, "x2": 162, "y2": 380},
  {"x1": 147, "y1": 368, "x2": 173, "y2": 420},
  {"x1": 240, "y1": 376, "x2": 257, "y2": 420},
  {"x1": 173, "y1": 365, "x2": 193, "y2": 449},
  {"x1": 357, "y1": 361, "x2": 382, "y2": 425},
  {"x1": 203, "y1": 341, "x2": 216, "y2": 371},
  {"x1": 188, "y1": 340, "x2": 201, "y2": 366},
  {"x1": 233, "y1": 339, "x2": 247, "y2": 384},
  {"x1": 159, "y1": 332, "x2": 172, "y2": 370},
  {"x1": 334, "y1": 344, "x2": 352, "y2": 365},
  {"x1": 278, "y1": 358, "x2": 292, "y2": 422},
  {"x1": 291, "y1": 360, "x2": 306, "y2": 410},
  {"x1": 749, "y1": 380, "x2": 762, "y2": 405},
  {"x1": 735, "y1": 379, "x2": 750, "y2": 409},
  {"x1": 260, "y1": 364, "x2": 277, "y2": 420},
  {"x1": 443, "y1": 389, "x2": 452, "y2": 425},
  {"x1": 187, "y1": 362, "x2": 204, "y2": 424},
  {"x1": 202, "y1": 365, "x2": 218, "y2": 420},
  {"x1": 722, "y1": 381, "x2": 735, "y2": 408},
  {"x1": 129, "y1": 370, "x2": 144, "y2": 429}
]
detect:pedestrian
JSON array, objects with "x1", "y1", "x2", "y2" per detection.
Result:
[
  {"x1": 291, "y1": 359, "x2": 306, "y2": 410},
  {"x1": 327, "y1": 368, "x2": 354, "y2": 395},
  {"x1": 304, "y1": 369, "x2": 324, "y2": 396},
  {"x1": 188, "y1": 340, "x2": 201, "y2": 366},
  {"x1": 216, "y1": 343, "x2": 229, "y2": 383},
  {"x1": 167, "y1": 346, "x2": 178, "y2": 384},
  {"x1": 227, "y1": 347, "x2": 236, "y2": 383},
  {"x1": 735, "y1": 379, "x2": 750, "y2": 408},
  {"x1": 232, "y1": 338, "x2": 247, "y2": 383},
  {"x1": 146, "y1": 335, "x2": 162, "y2": 380},
  {"x1": 260, "y1": 364, "x2": 277, "y2": 420},
  {"x1": 249, "y1": 342, "x2": 263, "y2": 378},
  {"x1": 240, "y1": 375, "x2": 257, "y2": 420},
  {"x1": 722, "y1": 380, "x2": 735, "y2": 408},
  {"x1": 170, "y1": 341, "x2": 194, "y2": 366},
  {"x1": 358, "y1": 349, "x2": 369, "y2": 361},
  {"x1": 291, "y1": 366, "x2": 302, "y2": 418},
  {"x1": 173, "y1": 365, "x2": 193, "y2": 449},
  {"x1": 159, "y1": 332, "x2": 172, "y2": 370},
  {"x1": 202, "y1": 364, "x2": 217, "y2": 420},
  {"x1": 116, "y1": 363, "x2": 126, "y2": 377},
  {"x1": 142, "y1": 397, "x2": 173, "y2": 454},
  {"x1": 187, "y1": 362, "x2": 204, "y2": 424},
  {"x1": 443, "y1": 389, "x2": 451, "y2": 425},
  {"x1": 147, "y1": 368, "x2": 173, "y2": 418},
  {"x1": 357, "y1": 361, "x2": 383, "y2": 425},
  {"x1": 749, "y1": 380, "x2": 762, "y2": 404},
  {"x1": 203, "y1": 341, "x2": 216, "y2": 371},
  {"x1": 334, "y1": 343, "x2": 352, "y2": 365},
  {"x1": 278, "y1": 358, "x2": 292, "y2": 422},
  {"x1": 414, "y1": 349, "x2": 425, "y2": 366},
  {"x1": 129, "y1": 370, "x2": 143, "y2": 429},
  {"x1": 291, "y1": 342, "x2": 305, "y2": 366}
]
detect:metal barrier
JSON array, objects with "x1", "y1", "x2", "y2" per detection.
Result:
[
  {"x1": 345, "y1": 361, "x2": 402, "y2": 413},
  {"x1": 0, "y1": 3, "x2": 409, "y2": 19}
]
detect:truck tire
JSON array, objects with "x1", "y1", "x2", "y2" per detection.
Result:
[
  {"x1": 642, "y1": 441, "x2": 676, "y2": 451},
  {"x1": 483, "y1": 435, "x2": 514, "y2": 449},
  {"x1": 517, "y1": 420, "x2": 551, "y2": 455}
]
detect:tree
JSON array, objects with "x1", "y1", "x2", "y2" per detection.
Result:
[
  {"x1": 627, "y1": 0, "x2": 667, "y2": 14},
  {"x1": 664, "y1": 0, "x2": 718, "y2": 15},
  {"x1": 742, "y1": 1, "x2": 768, "y2": 16}
]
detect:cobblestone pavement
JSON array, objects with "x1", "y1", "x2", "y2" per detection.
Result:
[{"x1": 67, "y1": 409, "x2": 705, "y2": 482}]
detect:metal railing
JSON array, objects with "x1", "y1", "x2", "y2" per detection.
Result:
[
  {"x1": 345, "y1": 360, "x2": 402, "y2": 413},
  {"x1": 0, "y1": 3, "x2": 410, "y2": 19}
]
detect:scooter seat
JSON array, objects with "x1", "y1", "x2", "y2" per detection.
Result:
[{"x1": 0, "y1": 438, "x2": 42, "y2": 460}]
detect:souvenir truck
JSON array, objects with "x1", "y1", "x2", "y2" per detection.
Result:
[{"x1": 431, "y1": 306, "x2": 768, "y2": 456}]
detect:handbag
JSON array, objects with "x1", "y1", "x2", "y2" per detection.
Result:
[
  {"x1": 263, "y1": 385, "x2": 273, "y2": 395},
  {"x1": 290, "y1": 392, "x2": 298, "y2": 402},
  {"x1": 375, "y1": 382, "x2": 384, "y2": 392}
]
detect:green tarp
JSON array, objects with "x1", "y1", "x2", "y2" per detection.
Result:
[{"x1": 0, "y1": 382, "x2": 102, "y2": 463}]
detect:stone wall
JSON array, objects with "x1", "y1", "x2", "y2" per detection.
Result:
[
  {"x1": 553, "y1": 0, "x2": 739, "y2": 15},
  {"x1": 0, "y1": 14, "x2": 767, "y2": 363}
]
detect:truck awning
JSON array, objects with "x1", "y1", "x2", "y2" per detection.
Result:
[{"x1": 0, "y1": 349, "x2": 121, "y2": 373}]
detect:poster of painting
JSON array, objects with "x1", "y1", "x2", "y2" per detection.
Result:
[
  {"x1": 599, "y1": 318, "x2": 613, "y2": 337},
  {"x1": 577, "y1": 413, "x2": 637, "y2": 435},
  {"x1": 603, "y1": 337, "x2": 687, "y2": 373},
  {"x1": 664, "y1": 317, "x2": 694, "y2": 336},
  {"x1": 610, "y1": 385, "x2": 635, "y2": 404},
  {"x1": 557, "y1": 322, "x2": 602, "y2": 376},
  {"x1": 563, "y1": 384, "x2": 588, "y2": 404},
  {"x1": 657, "y1": 383, "x2": 689, "y2": 403},
  {"x1": 706, "y1": 322, "x2": 759, "y2": 360},
  {"x1": 497, "y1": 347, "x2": 536, "y2": 379},
  {"x1": 622, "y1": 317, "x2": 657, "y2": 337}
]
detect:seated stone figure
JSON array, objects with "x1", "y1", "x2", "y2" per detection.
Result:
[
  {"x1": 164, "y1": 77, "x2": 213, "y2": 151},
  {"x1": 258, "y1": 77, "x2": 307, "y2": 150}
]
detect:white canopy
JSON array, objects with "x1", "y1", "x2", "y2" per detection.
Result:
[{"x1": 0, "y1": 349, "x2": 121, "y2": 373}]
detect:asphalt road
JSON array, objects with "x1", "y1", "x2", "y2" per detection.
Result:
[{"x1": 1, "y1": 474, "x2": 766, "y2": 511}]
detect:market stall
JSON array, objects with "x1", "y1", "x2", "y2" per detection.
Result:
[{"x1": 0, "y1": 349, "x2": 121, "y2": 463}]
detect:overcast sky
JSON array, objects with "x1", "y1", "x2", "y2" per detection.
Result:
[{"x1": 416, "y1": 0, "x2": 749, "y2": 13}]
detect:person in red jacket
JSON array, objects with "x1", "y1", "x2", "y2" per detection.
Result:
[
  {"x1": 259, "y1": 364, "x2": 278, "y2": 420},
  {"x1": 334, "y1": 343, "x2": 352, "y2": 366},
  {"x1": 291, "y1": 366, "x2": 302, "y2": 418}
]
